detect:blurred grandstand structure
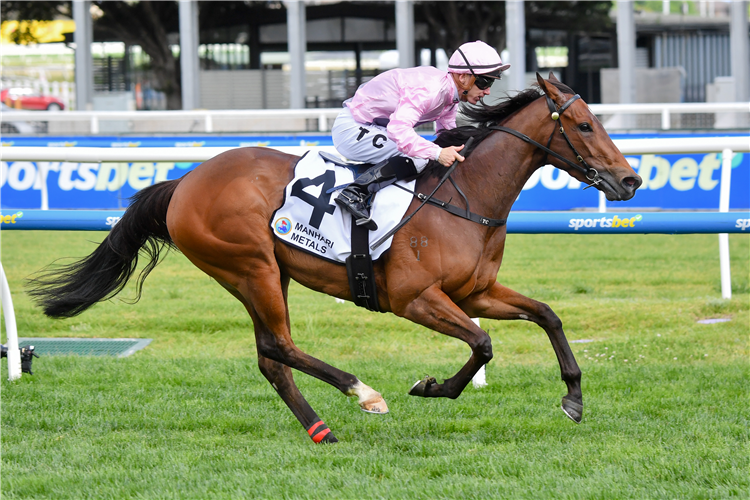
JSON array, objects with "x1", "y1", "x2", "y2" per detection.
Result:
[{"x1": 0, "y1": 1, "x2": 747, "y2": 132}]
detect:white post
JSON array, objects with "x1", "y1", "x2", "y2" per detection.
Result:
[
  {"x1": 699, "y1": 0, "x2": 707, "y2": 17},
  {"x1": 286, "y1": 0, "x2": 307, "y2": 109},
  {"x1": 505, "y1": 0, "x2": 526, "y2": 94},
  {"x1": 0, "y1": 263, "x2": 22, "y2": 381},
  {"x1": 35, "y1": 163, "x2": 49, "y2": 210},
  {"x1": 62, "y1": 81, "x2": 72, "y2": 110},
  {"x1": 73, "y1": 0, "x2": 93, "y2": 111},
  {"x1": 730, "y1": 1, "x2": 750, "y2": 105},
  {"x1": 598, "y1": 190, "x2": 607, "y2": 212},
  {"x1": 396, "y1": 0, "x2": 415, "y2": 68},
  {"x1": 318, "y1": 113, "x2": 327, "y2": 132},
  {"x1": 471, "y1": 318, "x2": 487, "y2": 388},
  {"x1": 661, "y1": 108, "x2": 671, "y2": 130},
  {"x1": 718, "y1": 148, "x2": 733, "y2": 299},
  {"x1": 179, "y1": 0, "x2": 201, "y2": 110},
  {"x1": 617, "y1": 0, "x2": 637, "y2": 129},
  {"x1": 205, "y1": 113, "x2": 213, "y2": 133}
]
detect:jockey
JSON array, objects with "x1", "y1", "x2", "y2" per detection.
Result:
[{"x1": 332, "y1": 40, "x2": 510, "y2": 230}]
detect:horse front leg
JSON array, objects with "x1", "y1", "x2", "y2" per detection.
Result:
[
  {"x1": 459, "y1": 282, "x2": 583, "y2": 423},
  {"x1": 400, "y1": 285, "x2": 493, "y2": 399}
]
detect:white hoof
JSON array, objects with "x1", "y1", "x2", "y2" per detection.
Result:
[{"x1": 359, "y1": 396, "x2": 389, "y2": 414}]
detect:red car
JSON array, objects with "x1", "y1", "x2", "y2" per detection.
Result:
[{"x1": 1, "y1": 88, "x2": 65, "y2": 111}]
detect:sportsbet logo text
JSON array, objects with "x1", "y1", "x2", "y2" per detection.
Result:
[
  {"x1": 737, "y1": 219, "x2": 750, "y2": 231},
  {"x1": 569, "y1": 214, "x2": 643, "y2": 230},
  {"x1": 0, "y1": 211, "x2": 23, "y2": 225}
]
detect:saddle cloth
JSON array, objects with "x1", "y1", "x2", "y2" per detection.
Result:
[{"x1": 270, "y1": 149, "x2": 416, "y2": 263}]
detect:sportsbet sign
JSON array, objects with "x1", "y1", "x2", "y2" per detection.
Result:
[
  {"x1": 1, "y1": 136, "x2": 748, "y2": 211},
  {"x1": 513, "y1": 151, "x2": 748, "y2": 211},
  {"x1": 569, "y1": 214, "x2": 642, "y2": 230}
]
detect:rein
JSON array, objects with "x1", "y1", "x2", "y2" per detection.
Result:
[
  {"x1": 370, "y1": 90, "x2": 600, "y2": 251},
  {"x1": 490, "y1": 93, "x2": 602, "y2": 189},
  {"x1": 370, "y1": 136, "x2": 508, "y2": 251}
]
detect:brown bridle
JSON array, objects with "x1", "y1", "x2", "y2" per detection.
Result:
[{"x1": 490, "y1": 92, "x2": 603, "y2": 189}]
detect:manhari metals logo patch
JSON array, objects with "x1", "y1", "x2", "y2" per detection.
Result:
[
  {"x1": 569, "y1": 214, "x2": 643, "y2": 231},
  {"x1": 274, "y1": 217, "x2": 292, "y2": 235}
]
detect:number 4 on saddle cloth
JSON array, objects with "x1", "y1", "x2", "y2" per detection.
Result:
[{"x1": 270, "y1": 150, "x2": 416, "y2": 264}]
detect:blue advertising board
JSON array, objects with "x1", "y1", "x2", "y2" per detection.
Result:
[{"x1": 1, "y1": 133, "x2": 748, "y2": 210}]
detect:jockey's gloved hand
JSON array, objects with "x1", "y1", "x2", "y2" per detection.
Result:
[{"x1": 438, "y1": 145, "x2": 465, "y2": 167}]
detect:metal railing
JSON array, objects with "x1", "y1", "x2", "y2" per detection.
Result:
[{"x1": 2, "y1": 102, "x2": 748, "y2": 134}]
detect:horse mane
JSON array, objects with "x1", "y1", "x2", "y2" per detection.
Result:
[{"x1": 424, "y1": 80, "x2": 576, "y2": 178}]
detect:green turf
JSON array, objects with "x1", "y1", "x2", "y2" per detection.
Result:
[{"x1": 1, "y1": 231, "x2": 748, "y2": 499}]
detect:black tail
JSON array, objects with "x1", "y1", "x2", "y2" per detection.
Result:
[{"x1": 27, "y1": 179, "x2": 183, "y2": 318}]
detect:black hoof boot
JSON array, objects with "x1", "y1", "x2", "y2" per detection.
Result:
[
  {"x1": 561, "y1": 397, "x2": 583, "y2": 423},
  {"x1": 319, "y1": 432, "x2": 339, "y2": 444},
  {"x1": 409, "y1": 376, "x2": 437, "y2": 397}
]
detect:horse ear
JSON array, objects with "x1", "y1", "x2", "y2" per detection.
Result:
[
  {"x1": 548, "y1": 71, "x2": 560, "y2": 82},
  {"x1": 537, "y1": 73, "x2": 564, "y2": 105}
]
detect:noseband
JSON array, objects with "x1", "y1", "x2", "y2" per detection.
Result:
[{"x1": 490, "y1": 92, "x2": 602, "y2": 188}]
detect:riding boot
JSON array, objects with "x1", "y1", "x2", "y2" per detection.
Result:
[{"x1": 335, "y1": 156, "x2": 418, "y2": 231}]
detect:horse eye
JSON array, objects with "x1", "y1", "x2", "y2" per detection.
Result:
[{"x1": 579, "y1": 123, "x2": 592, "y2": 132}]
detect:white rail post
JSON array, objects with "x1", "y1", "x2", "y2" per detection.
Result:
[
  {"x1": 471, "y1": 318, "x2": 487, "y2": 388},
  {"x1": 318, "y1": 113, "x2": 327, "y2": 132},
  {"x1": 661, "y1": 108, "x2": 671, "y2": 130},
  {"x1": 91, "y1": 115, "x2": 99, "y2": 134},
  {"x1": 36, "y1": 163, "x2": 49, "y2": 210},
  {"x1": 718, "y1": 148, "x2": 733, "y2": 299},
  {"x1": 205, "y1": 113, "x2": 213, "y2": 133},
  {"x1": 0, "y1": 263, "x2": 22, "y2": 381}
]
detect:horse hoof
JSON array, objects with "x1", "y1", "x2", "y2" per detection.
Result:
[
  {"x1": 408, "y1": 376, "x2": 437, "y2": 397},
  {"x1": 360, "y1": 396, "x2": 389, "y2": 414},
  {"x1": 319, "y1": 433, "x2": 339, "y2": 444},
  {"x1": 561, "y1": 397, "x2": 583, "y2": 423}
]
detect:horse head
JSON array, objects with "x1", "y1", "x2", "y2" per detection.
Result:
[{"x1": 536, "y1": 72, "x2": 642, "y2": 201}]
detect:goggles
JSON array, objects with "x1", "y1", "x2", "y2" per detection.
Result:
[{"x1": 474, "y1": 74, "x2": 499, "y2": 90}]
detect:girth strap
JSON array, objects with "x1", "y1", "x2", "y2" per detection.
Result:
[
  {"x1": 416, "y1": 192, "x2": 507, "y2": 227},
  {"x1": 345, "y1": 222, "x2": 380, "y2": 312}
]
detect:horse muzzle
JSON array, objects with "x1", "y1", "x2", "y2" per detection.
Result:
[{"x1": 597, "y1": 170, "x2": 642, "y2": 201}]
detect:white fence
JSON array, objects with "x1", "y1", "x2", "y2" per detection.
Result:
[
  {"x1": 3, "y1": 136, "x2": 748, "y2": 162},
  {"x1": 2, "y1": 102, "x2": 749, "y2": 134}
]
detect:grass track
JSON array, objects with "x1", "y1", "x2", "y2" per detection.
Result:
[{"x1": 2, "y1": 231, "x2": 748, "y2": 499}]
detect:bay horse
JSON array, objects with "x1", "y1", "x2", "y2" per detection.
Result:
[{"x1": 29, "y1": 74, "x2": 641, "y2": 444}]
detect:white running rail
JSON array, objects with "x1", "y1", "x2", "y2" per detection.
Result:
[
  {"x1": 1, "y1": 102, "x2": 748, "y2": 133},
  {"x1": 1, "y1": 263, "x2": 22, "y2": 381}
]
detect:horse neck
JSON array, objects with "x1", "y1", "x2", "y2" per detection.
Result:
[{"x1": 455, "y1": 98, "x2": 553, "y2": 220}]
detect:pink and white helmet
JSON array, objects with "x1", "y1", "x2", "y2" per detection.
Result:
[{"x1": 448, "y1": 41, "x2": 510, "y2": 77}]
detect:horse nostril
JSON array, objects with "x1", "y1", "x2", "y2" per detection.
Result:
[{"x1": 622, "y1": 176, "x2": 642, "y2": 190}]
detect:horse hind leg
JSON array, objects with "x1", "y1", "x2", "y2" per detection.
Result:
[
  {"x1": 257, "y1": 354, "x2": 338, "y2": 443},
  {"x1": 219, "y1": 279, "x2": 340, "y2": 442},
  {"x1": 234, "y1": 270, "x2": 387, "y2": 441}
]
